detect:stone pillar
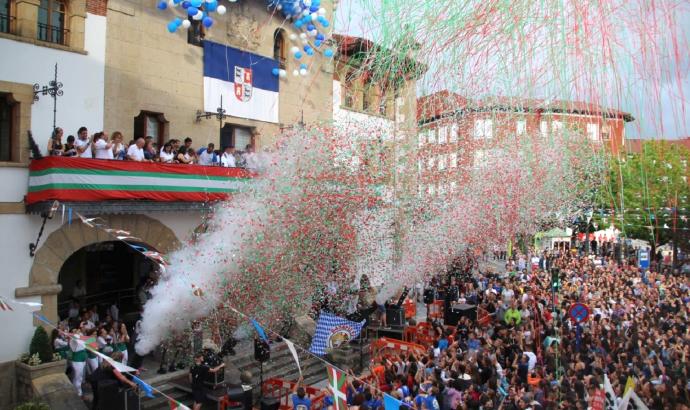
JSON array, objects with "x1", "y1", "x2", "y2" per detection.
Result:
[
  {"x1": 68, "y1": 0, "x2": 87, "y2": 50},
  {"x1": 15, "y1": 0, "x2": 40, "y2": 40}
]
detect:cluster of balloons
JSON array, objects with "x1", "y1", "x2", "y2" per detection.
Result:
[
  {"x1": 266, "y1": 0, "x2": 335, "y2": 77},
  {"x1": 157, "y1": 0, "x2": 335, "y2": 78},
  {"x1": 158, "y1": 0, "x2": 234, "y2": 33}
]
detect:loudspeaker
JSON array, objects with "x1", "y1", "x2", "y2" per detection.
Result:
[
  {"x1": 261, "y1": 397, "x2": 280, "y2": 410},
  {"x1": 423, "y1": 288, "x2": 435, "y2": 304},
  {"x1": 386, "y1": 307, "x2": 405, "y2": 328},
  {"x1": 254, "y1": 338, "x2": 270, "y2": 362}
]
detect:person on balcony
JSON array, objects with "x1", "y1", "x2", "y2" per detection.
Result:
[
  {"x1": 111, "y1": 132, "x2": 126, "y2": 160},
  {"x1": 63, "y1": 135, "x2": 77, "y2": 157},
  {"x1": 127, "y1": 137, "x2": 148, "y2": 162},
  {"x1": 93, "y1": 132, "x2": 114, "y2": 160},
  {"x1": 75, "y1": 126, "x2": 93, "y2": 158},
  {"x1": 177, "y1": 146, "x2": 194, "y2": 164},
  {"x1": 221, "y1": 146, "x2": 236, "y2": 167},
  {"x1": 160, "y1": 142, "x2": 175, "y2": 163},
  {"x1": 197, "y1": 143, "x2": 218, "y2": 166},
  {"x1": 144, "y1": 139, "x2": 157, "y2": 161},
  {"x1": 47, "y1": 127, "x2": 64, "y2": 156}
]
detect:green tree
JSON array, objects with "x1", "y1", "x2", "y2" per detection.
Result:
[
  {"x1": 599, "y1": 141, "x2": 690, "y2": 258},
  {"x1": 29, "y1": 326, "x2": 53, "y2": 364}
]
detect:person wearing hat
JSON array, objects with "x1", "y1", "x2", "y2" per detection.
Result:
[{"x1": 189, "y1": 351, "x2": 225, "y2": 410}]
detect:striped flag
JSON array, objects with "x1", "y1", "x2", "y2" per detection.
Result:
[
  {"x1": 78, "y1": 335, "x2": 99, "y2": 350},
  {"x1": 169, "y1": 399, "x2": 191, "y2": 410},
  {"x1": 326, "y1": 365, "x2": 348, "y2": 410},
  {"x1": 0, "y1": 297, "x2": 13, "y2": 311}
]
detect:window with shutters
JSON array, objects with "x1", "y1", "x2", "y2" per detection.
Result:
[{"x1": 133, "y1": 111, "x2": 168, "y2": 147}]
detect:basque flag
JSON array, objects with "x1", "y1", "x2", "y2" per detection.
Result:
[{"x1": 203, "y1": 41, "x2": 279, "y2": 123}]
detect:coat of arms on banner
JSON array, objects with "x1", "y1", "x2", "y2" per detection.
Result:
[{"x1": 234, "y1": 67, "x2": 253, "y2": 102}]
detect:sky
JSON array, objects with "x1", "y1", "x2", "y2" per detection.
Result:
[{"x1": 333, "y1": 0, "x2": 690, "y2": 139}]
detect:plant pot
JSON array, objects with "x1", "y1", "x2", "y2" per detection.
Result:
[{"x1": 15, "y1": 360, "x2": 67, "y2": 403}]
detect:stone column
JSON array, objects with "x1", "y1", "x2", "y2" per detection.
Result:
[
  {"x1": 68, "y1": 0, "x2": 87, "y2": 50},
  {"x1": 15, "y1": 0, "x2": 40, "y2": 40}
]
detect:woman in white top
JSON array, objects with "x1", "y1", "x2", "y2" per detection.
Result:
[
  {"x1": 159, "y1": 142, "x2": 175, "y2": 163},
  {"x1": 176, "y1": 146, "x2": 193, "y2": 164},
  {"x1": 111, "y1": 131, "x2": 126, "y2": 160},
  {"x1": 93, "y1": 132, "x2": 114, "y2": 160}
]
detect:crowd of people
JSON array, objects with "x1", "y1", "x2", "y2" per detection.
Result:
[
  {"x1": 306, "y1": 249, "x2": 690, "y2": 410},
  {"x1": 45, "y1": 126, "x2": 259, "y2": 169}
]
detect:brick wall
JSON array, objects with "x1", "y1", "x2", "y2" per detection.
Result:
[{"x1": 87, "y1": 0, "x2": 107, "y2": 16}]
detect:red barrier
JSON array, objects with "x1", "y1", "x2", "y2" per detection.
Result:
[
  {"x1": 220, "y1": 378, "x2": 329, "y2": 410},
  {"x1": 402, "y1": 299, "x2": 416, "y2": 319},
  {"x1": 371, "y1": 337, "x2": 427, "y2": 363}
]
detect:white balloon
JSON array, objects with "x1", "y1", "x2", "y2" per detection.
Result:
[
  {"x1": 292, "y1": 70, "x2": 300, "y2": 76},
  {"x1": 302, "y1": 9, "x2": 310, "y2": 17},
  {"x1": 228, "y1": 0, "x2": 237, "y2": 2},
  {"x1": 299, "y1": 68, "x2": 308, "y2": 76},
  {"x1": 311, "y1": 13, "x2": 318, "y2": 21},
  {"x1": 279, "y1": 69, "x2": 287, "y2": 78},
  {"x1": 168, "y1": 0, "x2": 177, "y2": 7},
  {"x1": 289, "y1": 33, "x2": 297, "y2": 41},
  {"x1": 303, "y1": 0, "x2": 311, "y2": 6},
  {"x1": 290, "y1": 46, "x2": 300, "y2": 54},
  {"x1": 193, "y1": 10, "x2": 203, "y2": 20},
  {"x1": 318, "y1": 7, "x2": 326, "y2": 15},
  {"x1": 308, "y1": 29, "x2": 317, "y2": 37},
  {"x1": 299, "y1": 32, "x2": 307, "y2": 39},
  {"x1": 301, "y1": 38, "x2": 308, "y2": 45},
  {"x1": 182, "y1": 19, "x2": 191, "y2": 29},
  {"x1": 217, "y1": 5, "x2": 227, "y2": 14}
]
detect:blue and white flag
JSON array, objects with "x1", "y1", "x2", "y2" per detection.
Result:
[
  {"x1": 203, "y1": 41, "x2": 279, "y2": 123},
  {"x1": 309, "y1": 311, "x2": 365, "y2": 356},
  {"x1": 131, "y1": 375, "x2": 155, "y2": 398}
]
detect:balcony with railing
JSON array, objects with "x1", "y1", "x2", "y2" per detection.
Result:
[
  {"x1": 37, "y1": 22, "x2": 69, "y2": 45},
  {"x1": 26, "y1": 157, "x2": 254, "y2": 214}
]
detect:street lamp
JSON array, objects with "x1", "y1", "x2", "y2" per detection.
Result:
[{"x1": 33, "y1": 63, "x2": 63, "y2": 132}]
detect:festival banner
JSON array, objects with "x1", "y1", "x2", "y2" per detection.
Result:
[
  {"x1": 203, "y1": 41, "x2": 279, "y2": 123},
  {"x1": 309, "y1": 311, "x2": 365, "y2": 356},
  {"x1": 27, "y1": 157, "x2": 252, "y2": 204}
]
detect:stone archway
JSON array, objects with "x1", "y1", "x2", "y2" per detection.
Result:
[{"x1": 15, "y1": 214, "x2": 180, "y2": 325}]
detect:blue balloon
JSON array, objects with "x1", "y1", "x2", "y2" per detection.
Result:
[
  {"x1": 310, "y1": 5, "x2": 318, "y2": 12},
  {"x1": 314, "y1": 39, "x2": 322, "y2": 47},
  {"x1": 306, "y1": 48, "x2": 314, "y2": 56},
  {"x1": 206, "y1": 0, "x2": 218, "y2": 12},
  {"x1": 191, "y1": 0, "x2": 202, "y2": 7},
  {"x1": 324, "y1": 48, "x2": 334, "y2": 58},
  {"x1": 312, "y1": 0, "x2": 320, "y2": 6},
  {"x1": 294, "y1": 51, "x2": 303, "y2": 59},
  {"x1": 182, "y1": 1, "x2": 191, "y2": 8},
  {"x1": 307, "y1": 24, "x2": 315, "y2": 31},
  {"x1": 187, "y1": 6, "x2": 198, "y2": 16},
  {"x1": 272, "y1": 68, "x2": 280, "y2": 76},
  {"x1": 167, "y1": 21, "x2": 178, "y2": 33},
  {"x1": 316, "y1": 33, "x2": 325, "y2": 41},
  {"x1": 174, "y1": 0, "x2": 182, "y2": 3},
  {"x1": 300, "y1": 63, "x2": 308, "y2": 70},
  {"x1": 157, "y1": 0, "x2": 168, "y2": 10},
  {"x1": 202, "y1": 16, "x2": 213, "y2": 28},
  {"x1": 295, "y1": 20, "x2": 303, "y2": 28},
  {"x1": 321, "y1": 20, "x2": 330, "y2": 27},
  {"x1": 174, "y1": 17, "x2": 183, "y2": 26}
]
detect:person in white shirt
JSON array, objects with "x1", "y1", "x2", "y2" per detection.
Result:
[
  {"x1": 93, "y1": 132, "x2": 114, "y2": 159},
  {"x1": 159, "y1": 142, "x2": 175, "y2": 163},
  {"x1": 242, "y1": 144, "x2": 258, "y2": 171},
  {"x1": 126, "y1": 137, "x2": 147, "y2": 161},
  {"x1": 197, "y1": 143, "x2": 216, "y2": 166},
  {"x1": 221, "y1": 146, "x2": 236, "y2": 167},
  {"x1": 75, "y1": 126, "x2": 92, "y2": 158}
]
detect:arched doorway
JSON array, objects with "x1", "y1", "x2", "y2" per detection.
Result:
[
  {"x1": 57, "y1": 240, "x2": 159, "y2": 325},
  {"x1": 16, "y1": 214, "x2": 180, "y2": 326}
]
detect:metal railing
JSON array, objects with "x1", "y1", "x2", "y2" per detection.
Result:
[
  {"x1": 37, "y1": 22, "x2": 69, "y2": 45},
  {"x1": 0, "y1": 13, "x2": 14, "y2": 34}
]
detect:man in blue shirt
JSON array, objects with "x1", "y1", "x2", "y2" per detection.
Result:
[{"x1": 291, "y1": 376, "x2": 311, "y2": 410}]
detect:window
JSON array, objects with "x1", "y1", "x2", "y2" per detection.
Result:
[
  {"x1": 221, "y1": 124, "x2": 253, "y2": 151},
  {"x1": 0, "y1": 0, "x2": 13, "y2": 34},
  {"x1": 133, "y1": 111, "x2": 168, "y2": 146},
  {"x1": 586, "y1": 123, "x2": 599, "y2": 141},
  {"x1": 273, "y1": 29, "x2": 286, "y2": 68},
  {"x1": 438, "y1": 126, "x2": 448, "y2": 144},
  {"x1": 0, "y1": 93, "x2": 15, "y2": 161},
  {"x1": 187, "y1": 18, "x2": 205, "y2": 46},
  {"x1": 342, "y1": 84, "x2": 354, "y2": 108},
  {"x1": 449, "y1": 124, "x2": 458, "y2": 143},
  {"x1": 38, "y1": 0, "x2": 67, "y2": 45},
  {"x1": 427, "y1": 128, "x2": 436, "y2": 144},
  {"x1": 516, "y1": 120, "x2": 526, "y2": 135},
  {"x1": 449, "y1": 152, "x2": 457, "y2": 168},
  {"x1": 438, "y1": 154, "x2": 446, "y2": 170},
  {"x1": 418, "y1": 130, "x2": 426, "y2": 147},
  {"x1": 473, "y1": 119, "x2": 493, "y2": 139},
  {"x1": 540, "y1": 120, "x2": 548, "y2": 138},
  {"x1": 362, "y1": 78, "x2": 375, "y2": 112}
]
